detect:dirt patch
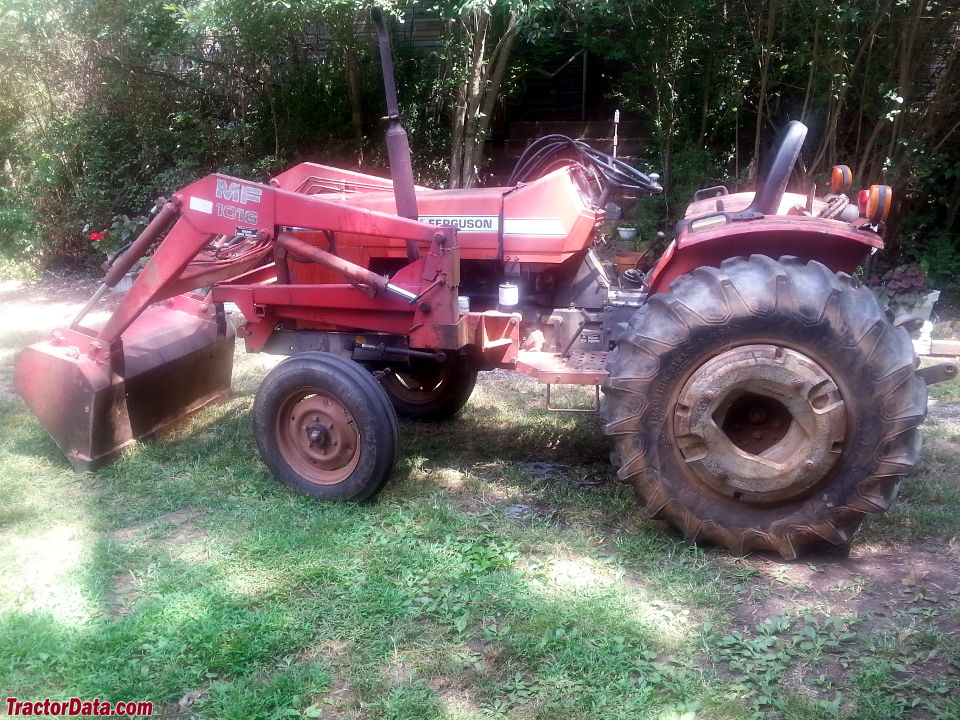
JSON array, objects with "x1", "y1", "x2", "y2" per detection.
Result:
[
  {"x1": 0, "y1": 273, "x2": 104, "y2": 305},
  {"x1": 297, "y1": 638, "x2": 349, "y2": 663},
  {"x1": 382, "y1": 659, "x2": 415, "y2": 685},
  {"x1": 711, "y1": 541, "x2": 960, "y2": 716},
  {"x1": 428, "y1": 679, "x2": 485, "y2": 716},
  {"x1": 107, "y1": 510, "x2": 204, "y2": 617},
  {"x1": 299, "y1": 639, "x2": 364, "y2": 719},
  {"x1": 927, "y1": 399, "x2": 960, "y2": 425},
  {"x1": 728, "y1": 540, "x2": 960, "y2": 632},
  {"x1": 0, "y1": 273, "x2": 122, "y2": 397},
  {"x1": 155, "y1": 686, "x2": 213, "y2": 719},
  {"x1": 932, "y1": 318, "x2": 960, "y2": 341},
  {"x1": 0, "y1": 273, "x2": 121, "y2": 332},
  {"x1": 517, "y1": 460, "x2": 606, "y2": 488}
]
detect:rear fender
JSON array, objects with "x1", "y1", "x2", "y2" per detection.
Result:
[{"x1": 647, "y1": 219, "x2": 883, "y2": 294}]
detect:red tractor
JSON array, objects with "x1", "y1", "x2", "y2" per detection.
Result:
[{"x1": 15, "y1": 17, "x2": 957, "y2": 558}]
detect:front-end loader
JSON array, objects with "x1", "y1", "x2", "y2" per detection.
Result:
[{"x1": 15, "y1": 15, "x2": 957, "y2": 558}]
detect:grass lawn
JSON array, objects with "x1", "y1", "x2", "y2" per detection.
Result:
[{"x1": 1, "y1": 280, "x2": 958, "y2": 720}]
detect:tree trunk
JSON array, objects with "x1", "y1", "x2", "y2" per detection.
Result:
[
  {"x1": 463, "y1": 15, "x2": 517, "y2": 187},
  {"x1": 345, "y1": 46, "x2": 363, "y2": 162},
  {"x1": 811, "y1": 5, "x2": 889, "y2": 179},
  {"x1": 698, "y1": 57, "x2": 712, "y2": 146},
  {"x1": 885, "y1": 0, "x2": 924, "y2": 172},
  {"x1": 448, "y1": 8, "x2": 518, "y2": 189},
  {"x1": 752, "y1": 0, "x2": 780, "y2": 178},
  {"x1": 449, "y1": 9, "x2": 489, "y2": 188},
  {"x1": 799, "y1": 16, "x2": 820, "y2": 126}
]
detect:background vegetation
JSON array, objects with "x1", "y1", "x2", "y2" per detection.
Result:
[{"x1": 0, "y1": 0, "x2": 958, "y2": 292}]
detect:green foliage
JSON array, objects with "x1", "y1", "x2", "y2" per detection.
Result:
[
  {"x1": 0, "y1": 0, "x2": 394, "y2": 265},
  {"x1": 0, "y1": 0, "x2": 957, "y2": 276},
  {"x1": 0, "y1": 188, "x2": 40, "y2": 261}
]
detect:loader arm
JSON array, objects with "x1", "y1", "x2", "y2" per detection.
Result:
[
  {"x1": 98, "y1": 174, "x2": 444, "y2": 344},
  {"x1": 14, "y1": 172, "x2": 458, "y2": 472}
]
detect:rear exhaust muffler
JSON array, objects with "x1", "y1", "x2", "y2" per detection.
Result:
[{"x1": 371, "y1": 8, "x2": 420, "y2": 262}]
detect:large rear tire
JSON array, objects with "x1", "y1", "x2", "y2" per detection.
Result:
[
  {"x1": 601, "y1": 256, "x2": 927, "y2": 558},
  {"x1": 253, "y1": 352, "x2": 399, "y2": 501}
]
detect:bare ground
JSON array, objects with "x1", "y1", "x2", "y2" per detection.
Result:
[{"x1": 0, "y1": 273, "x2": 120, "y2": 396}]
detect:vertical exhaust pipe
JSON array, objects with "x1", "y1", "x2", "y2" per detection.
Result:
[{"x1": 371, "y1": 8, "x2": 420, "y2": 261}]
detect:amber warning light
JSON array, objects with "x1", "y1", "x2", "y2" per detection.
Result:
[
  {"x1": 830, "y1": 165, "x2": 852, "y2": 193},
  {"x1": 857, "y1": 185, "x2": 892, "y2": 223}
]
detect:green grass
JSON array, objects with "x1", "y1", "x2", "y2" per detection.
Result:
[
  {"x1": 1, "y1": 324, "x2": 959, "y2": 718},
  {"x1": 928, "y1": 371, "x2": 960, "y2": 403}
]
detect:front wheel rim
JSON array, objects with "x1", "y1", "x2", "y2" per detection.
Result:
[{"x1": 275, "y1": 388, "x2": 361, "y2": 485}]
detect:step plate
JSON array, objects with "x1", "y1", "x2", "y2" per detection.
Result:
[{"x1": 515, "y1": 350, "x2": 609, "y2": 385}]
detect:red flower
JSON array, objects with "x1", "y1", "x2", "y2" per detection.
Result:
[{"x1": 89, "y1": 232, "x2": 104, "y2": 241}]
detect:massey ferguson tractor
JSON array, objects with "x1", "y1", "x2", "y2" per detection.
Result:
[{"x1": 15, "y1": 15, "x2": 958, "y2": 558}]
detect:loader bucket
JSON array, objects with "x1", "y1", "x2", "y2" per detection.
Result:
[{"x1": 14, "y1": 295, "x2": 234, "y2": 471}]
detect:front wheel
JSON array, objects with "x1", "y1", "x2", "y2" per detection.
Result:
[
  {"x1": 253, "y1": 352, "x2": 399, "y2": 501},
  {"x1": 601, "y1": 255, "x2": 927, "y2": 558}
]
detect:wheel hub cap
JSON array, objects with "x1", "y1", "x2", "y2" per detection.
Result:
[{"x1": 673, "y1": 344, "x2": 846, "y2": 502}]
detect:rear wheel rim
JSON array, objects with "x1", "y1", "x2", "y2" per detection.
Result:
[
  {"x1": 672, "y1": 344, "x2": 847, "y2": 503},
  {"x1": 276, "y1": 388, "x2": 361, "y2": 485}
]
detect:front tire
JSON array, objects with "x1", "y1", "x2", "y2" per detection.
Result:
[
  {"x1": 601, "y1": 256, "x2": 927, "y2": 558},
  {"x1": 253, "y1": 352, "x2": 399, "y2": 501}
]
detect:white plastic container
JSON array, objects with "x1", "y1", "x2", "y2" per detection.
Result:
[
  {"x1": 112, "y1": 271, "x2": 137, "y2": 295},
  {"x1": 458, "y1": 295, "x2": 470, "y2": 312},
  {"x1": 913, "y1": 321, "x2": 934, "y2": 356},
  {"x1": 498, "y1": 282, "x2": 519, "y2": 307}
]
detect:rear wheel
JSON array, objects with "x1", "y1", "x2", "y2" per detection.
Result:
[
  {"x1": 601, "y1": 256, "x2": 927, "y2": 558},
  {"x1": 253, "y1": 352, "x2": 399, "y2": 501},
  {"x1": 378, "y1": 361, "x2": 477, "y2": 421}
]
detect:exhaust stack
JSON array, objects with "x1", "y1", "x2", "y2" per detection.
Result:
[{"x1": 371, "y1": 8, "x2": 420, "y2": 261}]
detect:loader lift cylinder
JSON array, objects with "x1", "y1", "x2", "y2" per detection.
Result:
[{"x1": 69, "y1": 198, "x2": 179, "y2": 328}]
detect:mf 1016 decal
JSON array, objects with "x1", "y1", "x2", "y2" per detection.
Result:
[
  {"x1": 190, "y1": 179, "x2": 264, "y2": 225},
  {"x1": 216, "y1": 180, "x2": 263, "y2": 205},
  {"x1": 216, "y1": 179, "x2": 262, "y2": 224}
]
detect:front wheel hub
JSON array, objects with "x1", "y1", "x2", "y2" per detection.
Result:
[{"x1": 673, "y1": 344, "x2": 846, "y2": 503}]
